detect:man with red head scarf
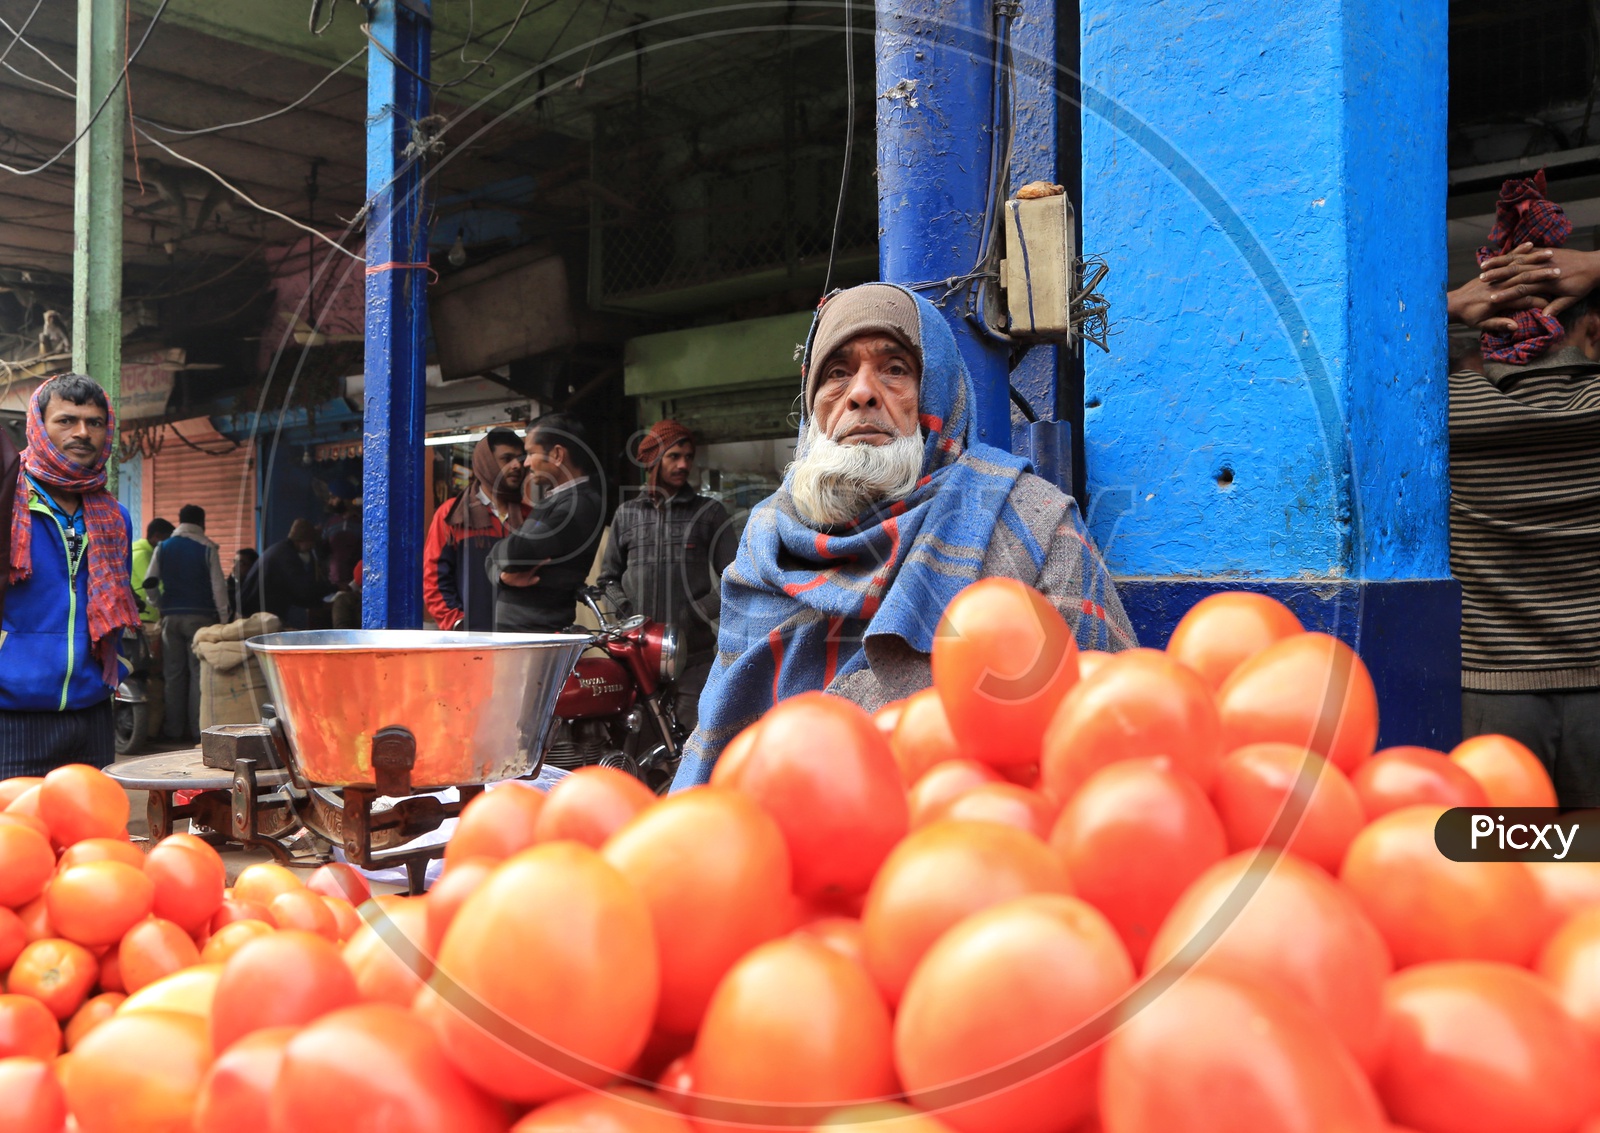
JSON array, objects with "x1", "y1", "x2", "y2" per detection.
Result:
[
  {"x1": 597, "y1": 419, "x2": 736, "y2": 730},
  {"x1": 1, "y1": 374, "x2": 138, "y2": 776}
]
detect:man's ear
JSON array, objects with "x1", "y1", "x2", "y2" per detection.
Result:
[{"x1": 547, "y1": 443, "x2": 567, "y2": 469}]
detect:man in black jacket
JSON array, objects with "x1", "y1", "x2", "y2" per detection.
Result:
[
  {"x1": 486, "y1": 414, "x2": 605, "y2": 632},
  {"x1": 241, "y1": 518, "x2": 333, "y2": 629}
]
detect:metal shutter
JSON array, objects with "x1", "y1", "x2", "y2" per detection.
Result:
[{"x1": 147, "y1": 419, "x2": 258, "y2": 564}]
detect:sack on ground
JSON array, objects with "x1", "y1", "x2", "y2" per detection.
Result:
[{"x1": 194, "y1": 614, "x2": 279, "y2": 728}]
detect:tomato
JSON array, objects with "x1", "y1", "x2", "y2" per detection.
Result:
[
  {"x1": 7, "y1": 938, "x2": 97, "y2": 1019},
  {"x1": 1048, "y1": 756, "x2": 1226, "y2": 967},
  {"x1": 119, "y1": 963, "x2": 222, "y2": 1018},
  {"x1": 1527, "y1": 861, "x2": 1600, "y2": 922},
  {"x1": 37, "y1": 764, "x2": 128, "y2": 847},
  {"x1": 1535, "y1": 907, "x2": 1600, "y2": 1042},
  {"x1": 230, "y1": 862, "x2": 304, "y2": 909},
  {"x1": 0, "y1": 995, "x2": 59, "y2": 1059},
  {"x1": 211, "y1": 929, "x2": 359, "y2": 1051},
  {"x1": 1210, "y1": 743, "x2": 1364, "y2": 872},
  {"x1": 268, "y1": 888, "x2": 339, "y2": 939},
  {"x1": 0, "y1": 811, "x2": 50, "y2": 841},
  {"x1": 0, "y1": 1056, "x2": 66, "y2": 1133},
  {"x1": 1076, "y1": 650, "x2": 1112, "y2": 682},
  {"x1": 862, "y1": 820, "x2": 1068, "y2": 1006},
  {"x1": 709, "y1": 722, "x2": 760, "y2": 787},
  {"x1": 932, "y1": 578, "x2": 1080, "y2": 769},
  {"x1": 535, "y1": 765, "x2": 657, "y2": 848},
  {"x1": 809, "y1": 1104, "x2": 958, "y2": 1132},
  {"x1": 0, "y1": 777, "x2": 42, "y2": 810},
  {"x1": 16, "y1": 893, "x2": 51, "y2": 942},
  {"x1": 144, "y1": 835, "x2": 225, "y2": 933},
  {"x1": 874, "y1": 699, "x2": 908, "y2": 740},
  {"x1": 1449, "y1": 734, "x2": 1558, "y2": 808},
  {"x1": 46, "y1": 861, "x2": 153, "y2": 947},
  {"x1": 63, "y1": 992, "x2": 123, "y2": 1050},
  {"x1": 1376, "y1": 961, "x2": 1597, "y2": 1133},
  {"x1": 209, "y1": 895, "x2": 272, "y2": 933},
  {"x1": 198, "y1": 918, "x2": 275, "y2": 965},
  {"x1": 305, "y1": 861, "x2": 372, "y2": 905},
  {"x1": 928, "y1": 782, "x2": 1056, "y2": 839},
  {"x1": 1165, "y1": 591, "x2": 1304, "y2": 692},
  {"x1": 1340, "y1": 805, "x2": 1551, "y2": 968},
  {"x1": 1146, "y1": 851, "x2": 1392, "y2": 1071},
  {"x1": 96, "y1": 947, "x2": 123, "y2": 993},
  {"x1": 57, "y1": 837, "x2": 145, "y2": 871},
  {"x1": 320, "y1": 895, "x2": 360, "y2": 942},
  {"x1": 890, "y1": 689, "x2": 968, "y2": 786},
  {"x1": 444, "y1": 782, "x2": 547, "y2": 867},
  {"x1": 1099, "y1": 971, "x2": 1386, "y2": 1133},
  {"x1": 272, "y1": 1003, "x2": 509, "y2": 1133},
  {"x1": 657, "y1": 1053, "x2": 695, "y2": 1111},
  {"x1": 424, "y1": 841, "x2": 659, "y2": 1103},
  {"x1": 693, "y1": 936, "x2": 896, "y2": 1129},
  {"x1": 513, "y1": 1086, "x2": 691, "y2": 1132},
  {"x1": 722, "y1": 693, "x2": 908, "y2": 900},
  {"x1": 897, "y1": 894, "x2": 1134, "y2": 1133},
  {"x1": 1040, "y1": 649, "x2": 1224, "y2": 802},
  {"x1": 5, "y1": 784, "x2": 42, "y2": 821},
  {"x1": 343, "y1": 895, "x2": 433, "y2": 1007},
  {"x1": 117, "y1": 916, "x2": 201, "y2": 994},
  {"x1": 1350, "y1": 746, "x2": 1490, "y2": 820},
  {"x1": 1216, "y1": 632, "x2": 1378, "y2": 774},
  {"x1": 794, "y1": 916, "x2": 867, "y2": 968},
  {"x1": 0, "y1": 906, "x2": 25, "y2": 970},
  {"x1": 192, "y1": 1025, "x2": 295, "y2": 1133},
  {"x1": 0, "y1": 823, "x2": 53, "y2": 908},
  {"x1": 907, "y1": 760, "x2": 1004, "y2": 828},
  {"x1": 60, "y1": 1009, "x2": 212, "y2": 1133},
  {"x1": 425, "y1": 856, "x2": 494, "y2": 955}
]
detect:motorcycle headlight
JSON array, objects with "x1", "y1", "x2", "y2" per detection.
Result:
[{"x1": 658, "y1": 623, "x2": 684, "y2": 683}]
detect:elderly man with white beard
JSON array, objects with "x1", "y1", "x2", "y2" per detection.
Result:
[{"x1": 671, "y1": 283, "x2": 1134, "y2": 787}]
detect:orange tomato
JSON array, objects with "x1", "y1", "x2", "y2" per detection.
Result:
[
  {"x1": 7, "y1": 938, "x2": 98, "y2": 1019},
  {"x1": 896, "y1": 894, "x2": 1134, "y2": 1133},
  {"x1": 0, "y1": 811, "x2": 50, "y2": 841},
  {"x1": 210, "y1": 929, "x2": 360, "y2": 1051},
  {"x1": 0, "y1": 1056, "x2": 66, "y2": 1133},
  {"x1": 57, "y1": 836, "x2": 145, "y2": 871},
  {"x1": 198, "y1": 918, "x2": 275, "y2": 965},
  {"x1": 1215, "y1": 632, "x2": 1378, "y2": 774},
  {"x1": 231, "y1": 861, "x2": 304, "y2": 909},
  {"x1": 444, "y1": 782, "x2": 547, "y2": 867},
  {"x1": 268, "y1": 888, "x2": 339, "y2": 939},
  {"x1": 0, "y1": 823, "x2": 53, "y2": 909},
  {"x1": 1350, "y1": 745, "x2": 1490, "y2": 820},
  {"x1": 209, "y1": 895, "x2": 272, "y2": 933},
  {"x1": 861, "y1": 820, "x2": 1068, "y2": 1006},
  {"x1": 794, "y1": 916, "x2": 867, "y2": 968},
  {"x1": 0, "y1": 777, "x2": 42, "y2": 810},
  {"x1": 1535, "y1": 907, "x2": 1600, "y2": 1042},
  {"x1": 145, "y1": 835, "x2": 226, "y2": 933},
  {"x1": 1076, "y1": 649, "x2": 1112, "y2": 682},
  {"x1": 274, "y1": 1003, "x2": 511, "y2": 1133},
  {"x1": 709, "y1": 722, "x2": 760, "y2": 787},
  {"x1": 602, "y1": 787, "x2": 792, "y2": 1035},
  {"x1": 873, "y1": 699, "x2": 908, "y2": 740},
  {"x1": 118, "y1": 916, "x2": 201, "y2": 994},
  {"x1": 60, "y1": 1009, "x2": 212, "y2": 1133},
  {"x1": 192, "y1": 1025, "x2": 296, "y2": 1133},
  {"x1": 1040, "y1": 648, "x2": 1224, "y2": 802},
  {"x1": 656, "y1": 1053, "x2": 695, "y2": 1112},
  {"x1": 16, "y1": 893, "x2": 51, "y2": 943},
  {"x1": 889, "y1": 689, "x2": 967, "y2": 786},
  {"x1": 1165, "y1": 591, "x2": 1304, "y2": 691},
  {"x1": 0, "y1": 995, "x2": 60, "y2": 1059},
  {"x1": 424, "y1": 841, "x2": 659, "y2": 1103},
  {"x1": 1210, "y1": 743, "x2": 1364, "y2": 872},
  {"x1": 96, "y1": 946, "x2": 123, "y2": 993},
  {"x1": 425, "y1": 856, "x2": 494, "y2": 956},
  {"x1": 342, "y1": 896, "x2": 433, "y2": 1007},
  {"x1": 37, "y1": 764, "x2": 128, "y2": 847},
  {"x1": 5, "y1": 784, "x2": 43, "y2": 821},
  {"x1": 47, "y1": 860, "x2": 154, "y2": 947},
  {"x1": 693, "y1": 936, "x2": 896, "y2": 1129},
  {"x1": 907, "y1": 760, "x2": 1004, "y2": 828},
  {"x1": 1375, "y1": 961, "x2": 1597, "y2": 1133},
  {"x1": 1100, "y1": 971, "x2": 1386, "y2": 1133},
  {"x1": 1527, "y1": 860, "x2": 1600, "y2": 922},
  {"x1": 514, "y1": 1086, "x2": 692, "y2": 1132},
  {"x1": 1449, "y1": 734, "x2": 1558, "y2": 808},
  {"x1": 0, "y1": 906, "x2": 25, "y2": 970},
  {"x1": 119, "y1": 962, "x2": 222, "y2": 1019},
  {"x1": 928, "y1": 782, "x2": 1056, "y2": 839},
  {"x1": 1146, "y1": 851, "x2": 1393, "y2": 1072},
  {"x1": 722, "y1": 693, "x2": 908, "y2": 900},
  {"x1": 63, "y1": 992, "x2": 123, "y2": 1049},
  {"x1": 534, "y1": 765, "x2": 657, "y2": 848},
  {"x1": 1048, "y1": 756, "x2": 1227, "y2": 968},
  {"x1": 808, "y1": 1104, "x2": 958, "y2": 1132},
  {"x1": 932, "y1": 578, "x2": 1080, "y2": 768},
  {"x1": 1339, "y1": 805, "x2": 1550, "y2": 967},
  {"x1": 305, "y1": 861, "x2": 372, "y2": 905},
  {"x1": 321, "y1": 895, "x2": 362, "y2": 942}
]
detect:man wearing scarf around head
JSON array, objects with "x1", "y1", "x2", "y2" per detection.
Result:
[
  {"x1": 1, "y1": 374, "x2": 139, "y2": 777},
  {"x1": 672, "y1": 283, "x2": 1135, "y2": 789},
  {"x1": 423, "y1": 428, "x2": 527, "y2": 631}
]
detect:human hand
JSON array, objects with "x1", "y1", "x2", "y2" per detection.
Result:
[
  {"x1": 499, "y1": 562, "x2": 547, "y2": 588},
  {"x1": 1479, "y1": 242, "x2": 1600, "y2": 319},
  {"x1": 1447, "y1": 275, "x2": 1543, "y2": 334}
]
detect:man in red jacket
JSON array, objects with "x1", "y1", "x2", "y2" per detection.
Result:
[{"x1": 423, "y1": 429, "x2": 526, "y2": 630}]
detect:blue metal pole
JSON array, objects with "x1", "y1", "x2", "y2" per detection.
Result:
[
  {"x1": 876, "y1": 0, "x2": 1011, "y2": 450},
  {"x1": 362, "y1": 0, "x2": 431, "y2": 629}
]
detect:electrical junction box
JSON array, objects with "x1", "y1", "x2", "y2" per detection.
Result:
[{"x1": 1000, "y1": 183, "x2": 1076, "y2": 342}]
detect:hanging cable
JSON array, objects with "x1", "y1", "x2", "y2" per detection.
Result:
[
  {"x1": 138, "y1": 49, "x2": 363, "y2": 137},
  {"x1": 822, "y1": 0, "x2": 857, "y2": 297},
  {"x1": 0, "y1": 0, "x2": 47, "y2": 70}
]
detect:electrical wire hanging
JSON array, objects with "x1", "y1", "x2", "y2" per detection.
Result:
[
  {"x1": 0, "y1": 0, "x2": 47, "y2": 70},
  {"x1": 137, "y1": 49, "x2": 364, "y2": 137},
  {"x1": 821, "y1": 0, "x2": 857, "y2": 297}
]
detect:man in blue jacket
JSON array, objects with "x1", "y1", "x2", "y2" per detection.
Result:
[
  {"x1": 1, "y1": 374, "x2": 139, "y2": 777},
  {"x1": 143, "y1": 503, "x2": 228, "y2": 742}
]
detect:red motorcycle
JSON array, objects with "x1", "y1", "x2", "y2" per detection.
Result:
[{"x1": 546, "y1": 587, "x2": 687, "y2": 792}]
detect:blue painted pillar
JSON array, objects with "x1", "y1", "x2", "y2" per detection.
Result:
[
  {"x1": 1079, "y1": 0, "x2": 1459, "y2": 748},
  {"x1": 876, "y1": 0, "x2": 1010, "y2": 449},
  {"x1": 362, "y1": 0, "x2": 431, "y2": 630}
]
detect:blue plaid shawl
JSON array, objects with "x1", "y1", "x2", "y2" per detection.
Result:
[{"x1": 672, "y1": 287, "x2": 1033, "y2": 788}]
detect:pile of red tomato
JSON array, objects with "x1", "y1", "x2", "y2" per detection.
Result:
[{"x1": 1, "y1": 578, "x2": 1597, "y2": 1133}]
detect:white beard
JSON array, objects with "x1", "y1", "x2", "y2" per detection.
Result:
[{"x1": 787, "y1": 419, "x2": 924, "y2": 527}]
